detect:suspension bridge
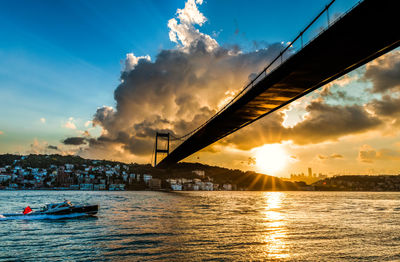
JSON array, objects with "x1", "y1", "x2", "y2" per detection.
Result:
[{"x1": 153, "y1": 0, "x2": 400, "y2": 168}]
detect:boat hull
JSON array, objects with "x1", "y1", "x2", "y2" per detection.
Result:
[
  {"x1": 1, "y1": 205, "x2": 98, "y2": 218},
  {"x1": 43, "y1": 205, "x2": 98, "y2": 216}
]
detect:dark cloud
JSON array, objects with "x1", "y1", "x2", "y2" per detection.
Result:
[
  {"x1": 330, "y1": 153, "x2": 344, "y2": 159},
  {"x1": 289, "y1": 101, "x2": 382, "y2": 144},
  {"x1": 63, "y1": 137, "x2": 87, "y2": 146},
  {"x1": 322, "y1": 89, "x2": 360, "y2": 103},
  {"x1": 47, "y1": 145, "x2": 58, "y2": 150},
  {"x1": 358, "y1": 145, "x2": 400, "y2": 163},
  {"x1": 224, "y1": 100, "x2": 382, "y2": 150},
  {"x1": 364, "y1": 51, "x2": 400, "y2": 93},
  {"x1": 368, "y1": 95, "x2": 400, "y2": 117},
  {"x1": 318, "y1": 153, "x2": 343, "y2": 160},
  {"x1": 82, "y1": 131, "x2": 91, "y2": 137},
  {"x1": 359, "y1": 148, "x2": 376, "y2": 163}
]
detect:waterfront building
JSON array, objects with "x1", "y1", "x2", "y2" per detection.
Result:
[
  {"x1": 202, "y1": 182, "x2": 214, "y2": 191},
  {"x1": 109, "y1": 184, "x2": 125, "y2": 191},
  {"x1": 223, "y1": 184, "x2": 232, "y2": 191},
  {"x1": 143, "y1": 174, "x2": 152, "y2": 184},
  {"x1": 69, "y1": 185, "x2": 79, "y2": 190},
  {"x1": 94, "y1": 184, "x2": 106, "y2": 190},
  {"x1": 149, "y1": 179, "x2": 161, "y2": 190},
  {"x1": 80, "y1": 184, "x2": 94, "y2": 190},
  {"x1": 171, "y1": 183, "x2": 182, "y2": 191}
]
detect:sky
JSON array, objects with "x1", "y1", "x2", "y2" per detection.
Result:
[{"x1": 1, "y1": 0, "x2": 399, "y2": 177}]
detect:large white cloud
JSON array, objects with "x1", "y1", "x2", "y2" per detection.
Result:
[{"x1": 168, "y1": 0, "x2": 218, "y2": 52}]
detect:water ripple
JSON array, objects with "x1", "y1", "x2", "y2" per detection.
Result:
[{"x1": 1, "y1": 191, "x2": 400, "y2": 261}]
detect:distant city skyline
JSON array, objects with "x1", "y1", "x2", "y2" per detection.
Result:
[{"x1": 1, "y1": 0, "x2": 399, "y2": 177}]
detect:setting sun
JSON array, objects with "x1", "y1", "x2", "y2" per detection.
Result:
[{"x1": 254, "y1": 144, "x2": 287, "y2": 175}]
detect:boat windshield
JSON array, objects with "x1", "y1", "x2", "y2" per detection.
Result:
[{"x1": 42, "y1": 201, "x2": 72, "y2": 211}]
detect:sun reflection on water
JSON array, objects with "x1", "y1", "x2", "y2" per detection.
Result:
[{"x1": 262, "y1": 192, "x2": 289, "y2": 259}]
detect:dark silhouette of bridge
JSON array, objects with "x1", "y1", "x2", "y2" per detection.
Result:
[{"x1": 155, "y1": 0, "x2": 400, "y2": 168}]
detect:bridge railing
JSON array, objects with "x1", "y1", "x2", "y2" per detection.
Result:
[{"x1": 170, "y1": 0, "x2": 363, "y2": 144}]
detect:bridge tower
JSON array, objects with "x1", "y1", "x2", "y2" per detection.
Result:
[{"x1": 154, "y1": 132, "x2": 170, "y2": 167}]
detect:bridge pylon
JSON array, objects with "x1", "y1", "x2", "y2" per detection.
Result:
[{"x1": 154, "y1": 132, "x2": 170, "y2": 167}]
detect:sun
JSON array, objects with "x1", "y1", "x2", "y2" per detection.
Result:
[{"x1": 254, "y1": 144, "x2": 287, "y2": 175}]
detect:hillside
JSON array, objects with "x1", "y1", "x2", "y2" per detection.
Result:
[{"x1": 0, "y1": 154, "x2": 304, "y2": 191}]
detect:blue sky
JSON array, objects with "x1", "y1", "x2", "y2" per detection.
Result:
[{"x1": 3, "y1": 0, "x2": 397, "y2": 177}]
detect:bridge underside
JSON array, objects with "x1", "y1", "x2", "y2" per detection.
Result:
[{"x1": 157, "y1": 0, "x2": 400, "y2": 168}]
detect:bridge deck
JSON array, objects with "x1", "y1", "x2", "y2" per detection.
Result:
[{"x1": 157, "y1": 0, "x2": 400, "y2": 168}]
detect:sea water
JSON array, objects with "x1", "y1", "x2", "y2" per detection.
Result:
[{"x1": 1, "y1": 191, "x2": 400, "y2": 261}]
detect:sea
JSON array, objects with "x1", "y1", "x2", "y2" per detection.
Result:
[{"x1": 1, "y1": 191, "x2": 400, "y2": 261}]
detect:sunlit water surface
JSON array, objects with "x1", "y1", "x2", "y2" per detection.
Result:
[{"x1": 1, "y1": 191, "x2": 400, "y2": 261}]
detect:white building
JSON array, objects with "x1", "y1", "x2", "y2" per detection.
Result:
[
  {"x1": 202, "y1": 182, "x2": 214, "y2": 191},
  {"x1": 171, "y1": 184, "x2": 182, "y2": 191},
  {"x1": 65, "y1": 164, "x2": 74, "y2": 170}
]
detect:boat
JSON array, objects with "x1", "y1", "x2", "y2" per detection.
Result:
[{"x1": 0, "y1": 200, "x2": 99, "y2": 218}]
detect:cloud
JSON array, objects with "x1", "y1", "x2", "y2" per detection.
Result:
[
  {"x1": 363, "y1": 51, "x2": 400, "y2": 126},
  {"x1": 64, "y1": 117, "x2": 76, "y2": 129},
  {"x1": 62, "y1": 137, "x2": 86, "y2": 145},
  {"x1": 319, "y1": 75, "x2": 358, "y2": 97},
  {"x1": 40, "y1": 118, "x2": 46, "y2": 124},
  {"x1": 367, "y1": 95, "x2": 400, "y2": 118},
  {"x1": 84, "y1": 120, "x2": 92, "y2": 127},
  {"x1": 317, "y1": 153, "x2": 343, "y2": 160},
  {"x1": 28, "y1": 139, "x2": 47, "y2": 154},
  {"x1": 289, "y1": 101, "x2": 381, "y2": 144},
  {"x1": 84, "y1": 42, "x2": 282, "y2": 159},
  {"x1": 358, "y1": 144, "x2": 400, "y2": 163},
  {"x1": 364, "y1": 50, "x2": 400, "y2": 93},
  {"x1": 357, "y1": 145, "x2": 375, "y2": 163},
  {"x1": 0, "y1": 131, "x2": 3, "y2": 135},
  {"x1": 27, "y1": 139, "x2": 76, "y2": 155},
  {"x1": 82, "y1": 130, "x2": 91, "y2": 137},
  {"x1": 47, "y1": 145, "x2": 58, "y2": 150},
  {"x1": 224, "y1": 100, "x2": 382, "y2": 150},
  {"x1": 123, "y1": 53, "x2": 151, "y2": 73},
  {"x1": 247, "y1": 157, "x2": 256, "y2": 165},
  {"x1": 168, "y1": 0, "x2": 218, "y2": 52}
]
